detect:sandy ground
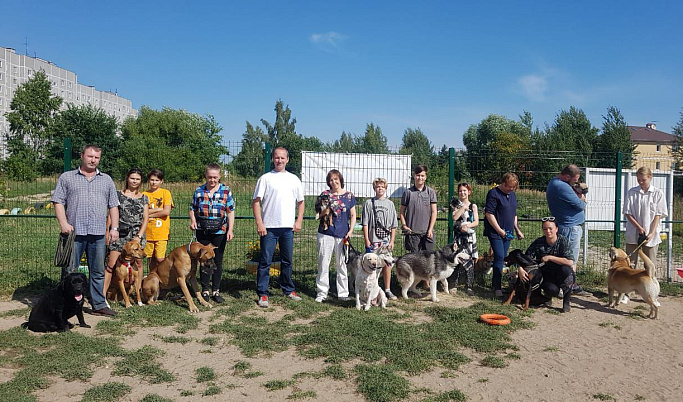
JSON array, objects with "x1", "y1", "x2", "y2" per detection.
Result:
[{"x1": 1, "y1": 291, "x2": 682, "y2": 402}]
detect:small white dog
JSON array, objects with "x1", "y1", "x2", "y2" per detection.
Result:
[{"x1": 355, "y1": 252, "x2": 392, "y2": 311}]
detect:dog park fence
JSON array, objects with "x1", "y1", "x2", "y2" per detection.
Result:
[{"x1": 1, "y1": 142, "x2": 682, "y2": 295}]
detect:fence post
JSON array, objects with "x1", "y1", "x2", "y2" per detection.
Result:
[
  {"x1": 448, "y1": 147, "x2": 455, "y2": 244},
  {"x1": 263, "y1": 142, "x2": 272, "y2": 174},
  {"x1": 613, "y1": 151, "x2": 622, "y2": 247},
  {"x1": 63, "y1": 137, "x2": 72, "y2": 172}
]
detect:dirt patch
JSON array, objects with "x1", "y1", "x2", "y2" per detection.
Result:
[{"x1": 3, "y1": 291, "x2": 683, "y2": 401}]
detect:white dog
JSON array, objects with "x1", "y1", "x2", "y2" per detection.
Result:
[{"x1": 355, "y1": 252, "x2": 392, "y2": 311}]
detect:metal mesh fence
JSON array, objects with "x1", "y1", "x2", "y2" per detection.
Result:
[{"x1": 0, "y1": 144, "x2": 681, "y2": 296}]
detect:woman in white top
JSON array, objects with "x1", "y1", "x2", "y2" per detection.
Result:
[{"x1": 623, "y1": 166, "x2": 668, "y2": 270}]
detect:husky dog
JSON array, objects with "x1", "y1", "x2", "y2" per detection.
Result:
[
  {"x1": 395, "y1": 243, "x2": 467, "y2": 302},
  {"x1": 355, "y1": 252, "x2": 393, "y2": 311}
]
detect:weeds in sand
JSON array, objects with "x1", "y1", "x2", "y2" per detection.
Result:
[
  {"x1": 233, "y1": 361, "x2": 263, "y2": 378},
  {"x1": 506, "y1": 352, "x2": 521, "y2": 359},
  {"x1": 0, "y1": 307, "x2": 30, "y2": 318},
  {"x1": 598, "y1": 321, "x2": 622, "y2": 330},
  {"x1": 592, "y1": 393, "x2": 616, "y2": 401},
  {"x1": 264, "y1": 379, "x2": 296, "y2": 391},
  {"x1": 113, "y1": 345, "x2": 174, "y2": 383},
  {"x1": 81, "y1": 382, "x2": 131, "y2": 402},
  {"x1": 107, "y1": 301, "x2": 200, "y2": 333},
  {"x1": 196, "y1": 367, "x2": 216, "y2": 383},
  {"x1": 355, "y1": 364, "x2": 410, "y2": 402},
  {"x1": 478, "y1": 378, "x2": 489, "y2": 383},
  {"x1": 210, "y1": 314, "x2": 296, "y2": 356},
  {"x1": 543, "y1": 346, "x2": 560, "y2": 352},
  {"x1": 203, "y1": 385, "x2": 222, "y2": 396},
  {"x1": 157, "y1": 334, "x2": 191, "y2": 344},
  {"x1": 200, "y1": 336, "x2": 219, "y2": 346},
  {"x1": 179, "y1": 390, "x2": 193, "y2": 396},
  {"x1": 441, "y1": 371, "x2": 458, "y2": 378},
  {"x1": 545, "y1": 308, "x2": 560, "y2": 315},
  {"x1": 481, "y1": 355, "x2": 507, "y2": 368},
  {"x1": 634, "y1": 395, "x2": 645, "y2": 400},
  {"x1": 287, "y1": 389, "x2": 317, "y2": 399},
  {"x1": 321, "y1": 364, "x2": 347, "y2": 380},
  {"x1": 422, "y1": 389, "x2": 468, "y2": 401},
  {"x1": 244, "y1": 371, "x2": 264, "y2": 378},
  {"x1": 140, "y1": 394, "x2": 173, "y2": 402}
]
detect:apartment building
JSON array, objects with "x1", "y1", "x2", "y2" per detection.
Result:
[
  {"x1": 0, "y1": 45, "x2": 137, "y2": 158},
  {"x1": 628, "y1": 123, "x2": 677, "y2": 171}
]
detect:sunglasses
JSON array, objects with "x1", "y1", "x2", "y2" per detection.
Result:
[{"x1": 541, "y1": 216, "x2": 556, "y2": 222}]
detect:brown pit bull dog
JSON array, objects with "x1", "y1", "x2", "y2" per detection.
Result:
[
  {"x1": 141, "y1": 242, "x2": 217, "y2": 313},
  {"x1": 107, "y1": 238, "x2": 145, "y2": 308}
]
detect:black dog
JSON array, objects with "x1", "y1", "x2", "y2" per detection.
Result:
[
  {"x1": 22, "y1": 273, "x2": 91, "y2": 332},
  {"x1": 315, "y1": 194, "x2": 336, "y2": 230},
  {"x1": 502, "y1": 249, "x2": 547, "y2": 310}
]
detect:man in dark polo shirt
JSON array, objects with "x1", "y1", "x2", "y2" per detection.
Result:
[
  {"x1": 399, "y1": 164, "x2": 438, "y2": 252},
  {"x1": 51, "y1": 144, "x2": 120, "y2": 317}
]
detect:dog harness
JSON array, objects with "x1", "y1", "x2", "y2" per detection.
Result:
[{"x1": 116, "y1": 256, "x2": 136, "y2": 284}]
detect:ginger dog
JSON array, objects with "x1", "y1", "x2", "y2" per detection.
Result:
[
  {"x1": 106, "y1": 238, "x2": 145, "y2": 308},
  {"x1": 141, "y1": 242, "x2": 216, "y2": 313},
  {"x1": 608, "y1": 247, "x2": 660, "y2": 319}
]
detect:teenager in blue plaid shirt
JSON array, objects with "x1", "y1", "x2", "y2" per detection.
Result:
[{"x1": 189, "y1": 163, "x2": 235, "y2": 303}]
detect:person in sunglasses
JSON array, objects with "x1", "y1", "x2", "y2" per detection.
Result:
[
  {"x1": 484, "y1": 172, "x2": 524, "y2": 298},
  {"x1": 524, "y1": 216, "x2": 575, "y2": 313}
]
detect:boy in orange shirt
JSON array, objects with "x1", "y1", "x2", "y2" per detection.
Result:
[{"x1": 143, "y1": 169, "x2": 174, "y2": 271}]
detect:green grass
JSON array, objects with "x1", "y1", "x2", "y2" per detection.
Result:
[
  {"x1": 200, "y1": 336, "x2": 220, "y2": 346},
  {"x1": 112, "y1": 345, "x2": 174, "y2": 383},
  {"x1": 354, "y1": 364, "x2": 410, "y2": 402},
  {"x1": 422, "y1": 389, "x2": 468, "y2": 402},
  {"x1": 264, "y1": 379, "x2": 296, "y2": 391},
  {"x1": 287, "y1": 390, "x2": 317, "y2": 399},
  {"x1": 481, "y1": 355, "x2": 507, "y2": 368},
  {"x1": 203, "y1": 385, "x2": 222, "y2": 396},
  {"x1": 592, "y1": 393, "x2": 616, "y2": 401},
  {"x1": 140, "y1": 395, "x2": 173, "y2": 402},
  {"x1": 196, "y1": 367, "x2": 216, "y2": 383},
  {"x1": 157, "y1": 334, "x2": 192, "y2": 344},
  {"x1": 81, "y1": 382, "x2": 131, "y2": 402}
]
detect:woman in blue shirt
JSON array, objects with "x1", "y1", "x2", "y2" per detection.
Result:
[{"x1": 484, "y1": 172, "x2": 524, "y2": 298}]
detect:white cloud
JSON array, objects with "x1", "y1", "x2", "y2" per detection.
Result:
[
  {"x1": 309, "y1": 31, "x2": 347, "y2": 52},
  {"x1": 518, "y1": 74, "x2": 548, "y2": 102}
]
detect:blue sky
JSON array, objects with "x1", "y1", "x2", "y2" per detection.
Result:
[{"x1": 2, "y1": 1, "x2": 682, "y2": 148}]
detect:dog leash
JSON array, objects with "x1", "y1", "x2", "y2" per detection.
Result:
[
  {"x1": 188, "y1": 230, "x2": 197, "y2": 254},
  {"x1": 626, "y1": 238, "x2": 649, "y2": 260}
]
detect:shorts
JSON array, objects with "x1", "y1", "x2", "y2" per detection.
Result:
[{"x1": 145, "y1": 240, "x2": 168, "y2": 259}]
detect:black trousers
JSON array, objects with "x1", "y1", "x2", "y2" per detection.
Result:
[
  {"x1": 540, "y1": 262, "x2": 574, "y2": 297},
  {"x1": 196, "y1": 230, "x2": 227, "y2": 293}
]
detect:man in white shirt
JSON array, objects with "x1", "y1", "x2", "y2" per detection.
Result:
[{"x1": 252, "y1": 147, "x2": 305, "y2": 308}]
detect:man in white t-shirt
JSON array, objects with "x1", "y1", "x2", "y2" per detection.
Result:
[{"x1": 252, "y1": 147, "x2": 305, "y2": 308}]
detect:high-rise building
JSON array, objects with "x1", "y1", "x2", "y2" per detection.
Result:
[{"x1": 0, "y1": 45, "x2": 137, "y2": 158}]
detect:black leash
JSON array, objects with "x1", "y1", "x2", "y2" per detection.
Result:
[{"x1": 54, "y1": 230, "x2": 76, "y2": 267}]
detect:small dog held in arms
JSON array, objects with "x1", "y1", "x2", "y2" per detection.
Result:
[
  {"x1": 502, "y1": 249, "x2": 547, "y2": 310},
  {"x1": 394, "y1": 243, "x2": 467, "y2": 302},
  {"x1": 22, "y1": 273, "x2": 91, "y2": 332},
  {"x1": 608, "y1": 247, "x2": 660, "y2": 319},
  {"x1": 106, "y1": 238, "x2": 145, "y2": 308},
  {"x1": 355, "y1": 252, "x2": 393, "y2": 311},
  {"x1": 315, "y1": 193, "x2": 336, "y2": 230}
]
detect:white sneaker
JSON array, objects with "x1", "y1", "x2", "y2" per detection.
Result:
[
  {"x1": 620, "y1": 295, "x2": 629, "y2": 304},
  {"x1": 314, "y1": 296, "x2": 325, "y2": 303}
]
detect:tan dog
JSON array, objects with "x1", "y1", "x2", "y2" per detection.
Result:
[
  {"x1": 355, "y1": 252, "x2": 391, "y2": 311},
  {"x1": 608, "y1": 247, "x2": 660, "y2": 319},
  {"x1": 107, "y1": 239, "x2": 145, "y2": 308},
  {"x1": 474, "y1": 251, "x2": 494, "y2": 275},
  {"x1": 141, "y1": 242, "x2": 217, "y2": 313}
]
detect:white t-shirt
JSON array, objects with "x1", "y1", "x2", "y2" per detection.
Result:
[
  {"x1": 253, "y1": 170, "x2": 304, "y2": 228},
  {"x1": 623, "y1": 184, "x2": 668, "y2": 247}
]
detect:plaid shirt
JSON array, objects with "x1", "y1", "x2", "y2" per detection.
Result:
[
  {"x1": 51, "y1": 168, "x2": 120, "y2": 236},
  {"x1": 190, "y1": 183, "x2": 235, "y2": 234}
]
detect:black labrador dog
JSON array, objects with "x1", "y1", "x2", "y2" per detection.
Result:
[
  {"x1": 502, "y1": 249, "x2": 547, "y2": 310},
  {"x1": 22, "y1": 272, "x2": 91, "y2": 332}
]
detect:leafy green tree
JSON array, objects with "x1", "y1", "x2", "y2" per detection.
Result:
[
  {"x1": 359, "y1": 123, "x2": 389, "y2": 154},
  {"x1": 672, "y1": 108, "x2": 683, "y2": 169},
  {"x1": 5, "y1": 71, "x2": 62, "y2": 156},
  {"x1": 462, "y1": 114, "x2": 530, "y2": 184},
  {"x1": 119, "y1": 106, "x2": 226, "y2": 182},
  {"x1": 595, "y1": 106, "x2": 635, "y2": 169},
  {"x1": 546, "y1": 107, "x2": 598, "y2": 166},
  {"x1": 399, "y1": 127, "x2": 434, "y2": 167},
  {"x1": 1, "y1": 137, "x2": 39, "y2": 181},
  {"x1": 43, "y1": 104, "x2": 120, "y2": 174},
  {"x1": 228, "y1": 122, "x2": 268, "y2": 177},
  {"x1": 261, "y1": 100, "x2": 296, "y2": 144},
  {"x1": 328, "y1": 131, "x2": 359, "y2": 153}
]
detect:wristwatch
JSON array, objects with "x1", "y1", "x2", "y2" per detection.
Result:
[{"x1": 110, "y1": 227, "x2": 119, "y2": 231}]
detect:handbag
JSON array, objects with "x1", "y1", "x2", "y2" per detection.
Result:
[
  {"x1": 118, "y1": 221, "x2": 133, "y2": 237},
  {"x1": 196, "y1": 215, "x2": 223, "y2": 233}
]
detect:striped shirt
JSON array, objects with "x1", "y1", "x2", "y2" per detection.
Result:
[
  {"x1": 51, "y1": 168, "x2": 120, "y2": 236},
  {"x1": 190, "y1": 183, "x2": 235, "y2": 234}
]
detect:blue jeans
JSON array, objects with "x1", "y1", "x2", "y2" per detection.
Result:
[
  {"x1": 489, "y1": 236, "x2": 511, "y2": 291},
  {"x1": 557, "y1": 224, "x2": 582, "y2": 266},
  {"x1": 257, "y1": 228, "x2": 295, "y2": 297},
  {"x1": 64, "y1": 235, "x2": 107, "y2": 310}
]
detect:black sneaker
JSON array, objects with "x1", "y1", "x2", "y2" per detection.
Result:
[
  {"x1": 91, "y1": 307, "x2": 117, "y2": 317},
  {"x1": 212, "y1": 292, "x2": 225, "y2": 304}
]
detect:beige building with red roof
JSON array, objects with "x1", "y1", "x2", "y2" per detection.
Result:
[{"x1": 628, "y1": 123, "x2": 677, "y2": 171}]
